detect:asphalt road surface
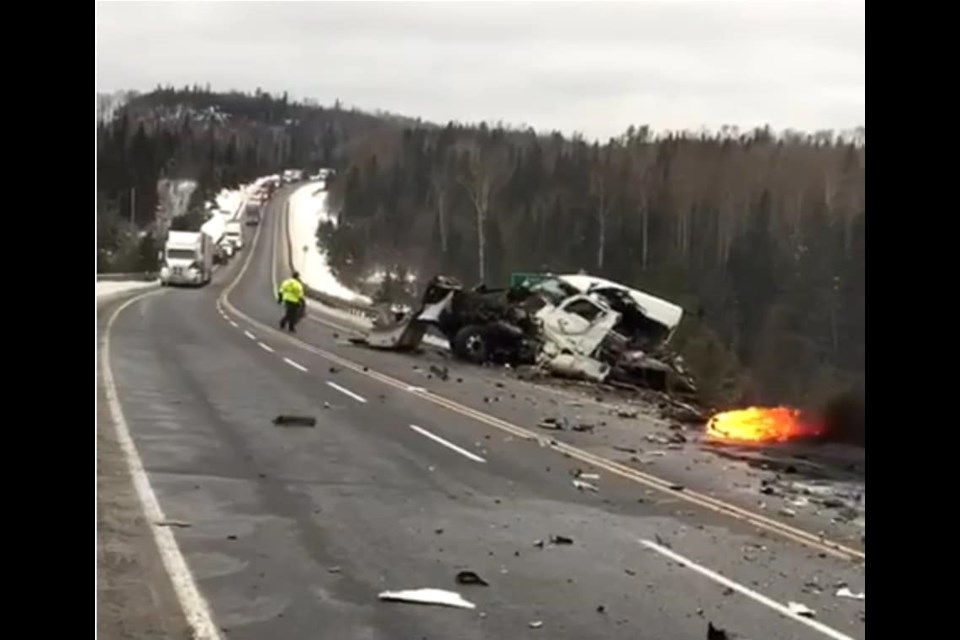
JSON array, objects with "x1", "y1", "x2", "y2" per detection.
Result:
[{"x1": 97, "y1": 188, "x2": 866, "y2": 640}]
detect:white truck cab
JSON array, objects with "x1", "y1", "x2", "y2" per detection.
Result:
[{"x1": 159, "y1": 231, "x2": 213, "y2": 286}]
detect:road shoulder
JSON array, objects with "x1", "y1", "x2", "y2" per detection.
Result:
[{"x1": 97, "y1": 297, "x2": 190, "y2": 640}]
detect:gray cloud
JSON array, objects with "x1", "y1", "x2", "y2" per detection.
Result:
[{"x1": 95, "y1": 1, "x2": 864, "y2": 139}]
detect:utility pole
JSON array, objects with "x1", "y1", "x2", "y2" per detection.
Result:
[{"x1": 130, "y1": 187, "x2": 136, "y2": 228}]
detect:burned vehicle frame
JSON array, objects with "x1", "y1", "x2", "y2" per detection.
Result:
[{"x1": 361, "y1": 273, "x2": 697, "y2": 397}]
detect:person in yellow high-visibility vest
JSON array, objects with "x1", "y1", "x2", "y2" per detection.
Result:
[{"x1": 277, "y1": 271, "x2": 305, "y2": 332}]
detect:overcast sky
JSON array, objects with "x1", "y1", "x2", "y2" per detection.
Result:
[{"x1": 95, "y1": 0, "x2": 864, "y2": 140}]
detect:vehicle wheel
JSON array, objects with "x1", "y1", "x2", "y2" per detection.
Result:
[{"x1": 452, "y1": 325, "x2": 488, "y2": 364}]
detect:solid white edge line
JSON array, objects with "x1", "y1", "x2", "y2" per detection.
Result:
[
  {"x1": 639, "y1": 539, "x2": 855, "y2": 640},
  {"x1": 258, "y1": 342, "x2": 274, "y2": 353},
  {"x1": 243, "y1": 330, "x2": 256, "y2": 340},
  {"x1": 326, "y1": 381, "x2": 367, "y2": 403},
  {"x1": 409, "y1": 424, "x2": 486, "y2": 463},
  {"x1": 283, "y1": 357, "x2": 308, "y2": 372},
  {"x1": 101, "y1": 292, "x2": 222, "y2": 640}
]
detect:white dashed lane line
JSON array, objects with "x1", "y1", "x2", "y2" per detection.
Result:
[
  {"x1": 326, "y1": 381, "x2": 367, "y2": 404},
  {"x1": 243, "y1": 330, "x2": 257, "y2": 340},
  {"x1": 283, "y1": 357, "x2": 308, "y2": 372},
  {"x1": 258, "y1": 342, "x2": 275, "y2": 353},
  {"x1": 408, "y1": 424, "x2": 486, "y2": 463}
]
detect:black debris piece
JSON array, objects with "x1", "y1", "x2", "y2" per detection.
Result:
[
  {"x1": 534, "y1": 539, "x2": 545, "y2": 549},
  {"x1": 457, "y1": 378, "x2": 463, "y2": 383},
  {"x1": 348, "y1": 337, "x2": 366, "y2": 345},
  {"x1": 654, "y1": 534, "x2": 671, "y2": 549},
  {"x1": 328, "y1": 566, "x2": 342, "y2": 574},
  {"x1": 625, "y1": 569, "x2": 637, "y2": 576},
  {"x1": 495, "y1": 382, "x2": 505, "y2": 388},
  {"x1": 668, "y1": 432, "x2": 687, "y2": 444},
  {"x1": 227, "y1": 535, "x2": 238, "y2": 541},
  {"x1": 707, "y1": 622, "x2": 730, "y2": 640},
  {"x1": 617, "y1": 408, "x2": 639, "y2": 419},
  {"x1": 669, "y1": 484, "x2": 686, "y2": 492},
  {"x1": 455, "y1": 570, "x2": 489, "y2": 586},
  {"x1": 550, "y1": 535, "x2": 574, "y2": 545},
  {"x1": 596, "y1": 605, "x2": 607, "y2": 614},
  {"x1": 362, "y1": 366, "x2": 369, "y2": 371},
  {"x1": 614, "y1": 445, "x2": 639, "y2": 454},
  {"x1": 332, "y1": 332, "x2": 340, "y2": 339},
  {"x1": 573, "y1": 423, "x2": 596, "y2": 432},
  {"x1": 272, "y1": 415, "x2": 317, "y2": 427},
  {"x1": 429, "y1": 365, "x2": 450, "y2": 381},
  {"x1": 435, "y1": 528, "x2": 444, "y2": 535},
  {"x1": 329, "y1": 366, "x2": 340, "y2": 374}
]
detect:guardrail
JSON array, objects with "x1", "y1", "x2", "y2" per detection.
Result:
[{"x1": 96, "y1": 272, "x2": 158, "y2": 282}]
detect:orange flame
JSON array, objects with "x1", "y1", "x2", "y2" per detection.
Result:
[{"x1": 706, "y1": 407, "x2": 822, "y2": 444}]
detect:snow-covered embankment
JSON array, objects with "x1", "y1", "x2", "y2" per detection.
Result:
[{"x1": 287, "y1": 181, "x2": 372, "y2": 306}]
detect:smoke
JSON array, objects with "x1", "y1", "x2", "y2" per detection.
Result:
[{"x1": 155, "y1": 179, "x2": 198, "y2": 237}]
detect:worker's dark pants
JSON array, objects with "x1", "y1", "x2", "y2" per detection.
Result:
[{"x1": 281, "y1": 301, "x2": 301, "y2": 331}]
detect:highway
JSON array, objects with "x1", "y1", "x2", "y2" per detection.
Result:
[{"x1": 97, "y1": 188, "x2": 866, "y2": 640}]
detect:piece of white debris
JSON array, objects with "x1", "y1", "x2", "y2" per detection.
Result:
[
  {"x1": 573, "y1": 479, "x2": 599, "y2": 492},
  {"x1": 378, "y1": 588, "x2": 476, "y2": 610},
  {"x1": 787, "y1": 602, "x2": 816, "y2": 618},
  {"x1": 779, "y1": 507, "x2": 797, "y2": 518},
  {"x1": 836, "y1": 587, "x2": 865, "y2": 600},
  {"x1": 529, "y1": 620, "x2": 544, "y2": 629},
  {"x1": 578, "y1": 473, "x2": 600, "y2": 481}
]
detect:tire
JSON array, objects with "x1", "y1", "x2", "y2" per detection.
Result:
[{"x1": 452, "y1": 325, "x2": 488, "y2": 364}]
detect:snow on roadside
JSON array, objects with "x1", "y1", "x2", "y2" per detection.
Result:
[
  {"x1": 96, "y1": 280, "x2": 158, "y2": 299},
  {"x1": 288, "y1": 181, "x2": 372, "y2": 305}
]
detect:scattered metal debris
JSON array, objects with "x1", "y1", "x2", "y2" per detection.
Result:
[
  {"x1": 549, "y1": 535, "x2": 574, "y2": 545},
  {"x1": 572, "y1": 422, "x2": 596, "y2": 432},
  {"x1": 778, "y1": 507, "x2": 797, "y2": 518},
  {"x1": 328, "y1": 566, "x2": 342, "y2": 574},
  {"x1": 455, "y1": 571, "x2": 489, "y2": 586},
  {"x1": 538, "y1": 417, "x2": 567, "y2": 431},
  {"x1": 596, "y1": 605, "x2": 606, "y2": 614},
  {"x1": 529, "y1": 620, "x2": 544, "y2": 629},
  {"x1": 617, "y1": 408, "x2": 640, "y2": 419},
  {"x1": 329, "y1": 366, "x2": 340, "y2": 374},
  {"x1": 378, "y1": 588, "x2": 476, "y2": 610},
  {"x1": 429, "y1": 365, "x2": 450, "y2": 381},
  {"x1": 572, "y1": 479, "x2": 599, "y2": 492},
  {"x1": 787, "y1": 602, "x2": 816, "y2": 618},
  {"x1": 613, "y1": 445, "x2": 639, "y2": 454},
  {"x1": 154, "y1": 520, "x2": 191, "y2": 528},
  {"x1": 707, "y1": 622, "x2": 730, "y2": 640},
  {"x1": 836, "y1": 587, "x2": 865, "y2": 600},
  {"x1": 272, "y1": 415, "x2": 317, "y2": 427}
]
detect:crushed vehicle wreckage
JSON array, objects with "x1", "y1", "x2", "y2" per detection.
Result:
[{"x1": 357, "y1": 273, "x2": 698, "y2": 396}]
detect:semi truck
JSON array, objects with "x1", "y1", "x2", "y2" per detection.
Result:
[{"x1": 159, "y1": 231, "x2": 214, "y2": 286}]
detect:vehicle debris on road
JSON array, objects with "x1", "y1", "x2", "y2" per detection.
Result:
[
  {"x1": 836, "y1": 587, "x2": 865, "y2": 600},
  {"x1": 529, "y1": 620, "x2": 544, "y2": 629},
  {"x1": 455, "y1": 571, "x2": 489, "y2": 586},
  {"x1": 154, "y1": 519, "x2": 191, "y2": 528},
  {"x1": 707, "y1": 622, "x2": 730, "y2": 640},
  {"x1": 272, "y1": 415, "x2": 317, "y2": 427},
  {"x1": 549, "y1": 534, "x2": 574, "y2": 545},
  {"x1": 786, "y1": 602, "x2": 816, "y2": 618},
  {"x1": 572, "y1": 479, "x2": 599, "y2": 492},
  {"x1": 378, "y1": 588, "x2": 476, "y2": 610}
]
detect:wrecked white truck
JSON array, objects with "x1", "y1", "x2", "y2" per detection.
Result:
[{"x1": 358, "y1": 273, "x2": 697, "y2": 396}]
